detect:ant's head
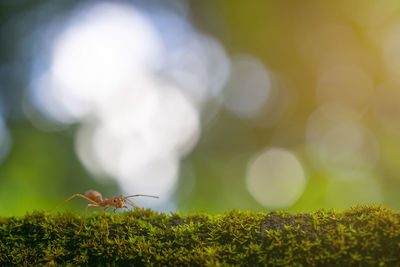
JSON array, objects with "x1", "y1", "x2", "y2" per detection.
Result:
[
  {"x1": 108, "y1": 194, "x2": 159, "y2": 210},
  {"x1": 110, "y1": 197, "x2": 126, "y2": 208}
]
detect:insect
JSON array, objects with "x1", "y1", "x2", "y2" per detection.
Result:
[{"x1": 47, "y1": 190, "x2": 159, "y2": 236}]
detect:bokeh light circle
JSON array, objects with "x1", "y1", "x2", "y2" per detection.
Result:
[
  {"x1": 222, "y1": 54, "x2": 271, "y2": 118},
  {"x1": 246, "y1": 148, "x2": 307, "y2": 208},
  {"x1": 306, "y1": 104, "x2": 380, "y2": 180}
]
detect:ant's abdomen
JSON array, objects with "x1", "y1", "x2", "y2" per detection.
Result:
[{"x1": 85, "y1": 190, "x2": 103, "y2": 202}]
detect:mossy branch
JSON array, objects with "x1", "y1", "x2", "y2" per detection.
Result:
[{"x1": 1, "y1": 205, "x2": 400, "y2": 266}]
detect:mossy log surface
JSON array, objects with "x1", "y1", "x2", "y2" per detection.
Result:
[{"x1": 1, "y1": 205, "x2": 400, "y2": 266}]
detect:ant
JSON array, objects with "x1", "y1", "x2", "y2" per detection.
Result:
[{"x1": 47, "y1": 190, "x2": 158, "y2": 236}]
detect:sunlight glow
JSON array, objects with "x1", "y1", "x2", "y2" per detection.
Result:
[
  {"x1": 50, "y1": 3, "x2": 163, "y2": 119},
  {"x1": 30, "y1": 2, "x2": 230, "y2": 204}
]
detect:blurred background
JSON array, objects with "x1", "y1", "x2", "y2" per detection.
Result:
[{"x1": 1, "y1": 0, "x2": 400, "y2": 216}]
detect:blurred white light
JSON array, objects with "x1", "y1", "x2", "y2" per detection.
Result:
[
  {"x1": 120, "y1": 154, "x2": 180, "y2": 199},
  {"x1": 91, "y1": 85, "x2": 199, "y2": 181},
  {"x1": 246, "y1": 148, "x2": 307, "y2": 208},
  {"x1": 165, "y1": 33, "x2": 230, "y2": 106},
  {"x1": 249, "y1": 73, "x2": 293, "y2": 128},
  {"x1": 321, "y1": 123, "x2": 379, "y2": 180},
  {"x1": 306, "y1": 104, "x2": 362, "y2": 154},
  {"x1": 50, "y1": 2, "x2": 164, "y2": 119},
  {"x1": 198, "y1": 35, "x2": 231, "y2": 98},
  {"x1": 306, "y1": 104, "x2": 380, "y2": 180},
  {"x1": 96, "y1": 76, "x2": 160, "y2": 136},
  {"x1": 75, "y1": 122, "x2": 105, "y2": 177},
  {"x1": 27, "y1": 1, "x2": 232, "y2": 208},
  {"x1": 222, "y1": 54, "x2": 271, "y2": 118},
  {"x1": 90, "y1": 122, "x2": 180, "y2": 199},
  {"x1": 145, "y1": 85, "x2": 200, "y2": 156},
  {"x1": 93, "y1": 125, "x2": 154, "y2": 178}
]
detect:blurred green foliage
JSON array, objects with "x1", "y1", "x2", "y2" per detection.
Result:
[
  {"x1": 1, "y1": 0, "x2": 400, "y2": 216},
  {"x1": 0, "y1": 123, "x2": 118, "y2": 216}
]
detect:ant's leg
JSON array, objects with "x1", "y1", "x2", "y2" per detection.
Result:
[
  {"x1": 48, "y1": 194, "x2": 98, "y2": 213},
  {"x1": 113, "y1": 207, "x2": 117, "y2": 213},
  {"x1": 77, "y1": 204, "x2": 100, "y2": 234},
  {"x1": 103, "y1": 207, "x2": 110, "y2": 236},
  {"x1": 125, "y1": 199, "x2": 143, "y2": 210}
]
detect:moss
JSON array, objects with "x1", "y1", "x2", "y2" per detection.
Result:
[{"x1": 1, "y1": 205, "x2": 400, "y2": 266}]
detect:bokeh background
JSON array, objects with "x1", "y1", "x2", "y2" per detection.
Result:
[{"x1": 1, "y1": 0, "x2": 400, "y2": 216}]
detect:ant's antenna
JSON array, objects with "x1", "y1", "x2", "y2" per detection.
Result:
[{"x1": 124, "y1": 194, "x2": 159, "y2": 199}]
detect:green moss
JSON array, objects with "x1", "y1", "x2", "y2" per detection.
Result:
[{"x1": 1, "y1": 205, "x2": 400, "y2": 266}]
